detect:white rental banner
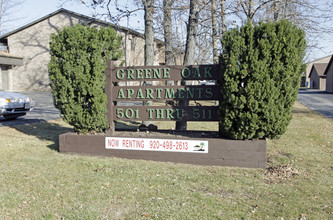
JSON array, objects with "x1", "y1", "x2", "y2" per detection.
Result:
[{"x1": 105, "y1": 137, "x2": 208, "y2": 153}]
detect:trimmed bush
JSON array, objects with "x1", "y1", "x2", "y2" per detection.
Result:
[
  {"x1": 219, "y1": 20, "x2": 306, "y2": 140},
  {"x1": 48, "y1": 24, "x2": 122, "y2": 133}
]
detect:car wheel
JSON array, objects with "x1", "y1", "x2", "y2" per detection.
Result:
[{"x1": 4, "y1": 113, "x2": 26, "y2": 120}]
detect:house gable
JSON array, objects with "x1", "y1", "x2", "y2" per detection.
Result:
[
  {"x1": 308, "y1": 65, "x2": 317, "y2": 79},
  {"x1": 309, "y1": 63, "x2": 328, "y2": 90},
  {"x1": 309, "y1": 63, "x2": 328, "y2": 78}
]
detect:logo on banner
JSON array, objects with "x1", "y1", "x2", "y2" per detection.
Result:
[{"x1": 193, "y1": 142, "x2": 206, "y2": 152}]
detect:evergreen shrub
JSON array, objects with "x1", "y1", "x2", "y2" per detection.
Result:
[
  {"x1": 219, "y1": 20, "x2": 306, "y2": 139},
  {"x1": 48, "y1": 24, "x2": 122, "y2": 133}
]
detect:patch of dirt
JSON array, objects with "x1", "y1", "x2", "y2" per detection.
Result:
[{"x1": 264, "y1": 164, "x2": 299, "y2": 184}]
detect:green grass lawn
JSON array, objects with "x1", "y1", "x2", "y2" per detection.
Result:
[{"x1": 0, "y1": 102, "x2": 332, "y2": 219}]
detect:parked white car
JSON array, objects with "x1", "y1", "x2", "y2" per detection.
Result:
[{"x1": 0, "y1": 91, "x2": 35, "y2": 120}]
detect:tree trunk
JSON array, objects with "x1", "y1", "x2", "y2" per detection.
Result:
[
  {"x1": 163, "y1": 0, "x2": 175, "y2": 90},
  {"x1": 175, "y1": 0, "x2": 200, "y2": 131},
  {"x1": 273, "y1": 0, "x2": 279, "y2": 21},
  {"x1": 248, "y1": 0, "x2": 254, "y2": 23},
  {"x1": 142, "y1": 0, "x2": 155, "y2": 128},
  {"x1": 183, "y1": 0, "x2": 200, "y2": 66},
  {"x1": 282, "y1": 0, "x2": 288, "y2": 19},
  {"x1": 163, "y1": 0, "x2": 174, "y2": 65},
  {"x1": 212, "y1": 0, "x2": 219, "y2": 64},
  {"x1": 144, "y1": 0, "x2": 154, "y2": 66},
  {"x1": 221, "y1": 0, "x2": 226, "y2": 51}
]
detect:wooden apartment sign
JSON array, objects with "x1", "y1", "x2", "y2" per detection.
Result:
[
  {"x1": 105, "y1": 61, "x2": 221, "y2": 130},
  {"x1": 59, "y1": 60, "x2": 267, "y2": 168}
]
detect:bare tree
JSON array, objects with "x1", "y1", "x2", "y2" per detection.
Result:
[
  {"x1": 220, "y1": 0, "x2": 227, "y2": 50},
  {"x1": 163, "y1": 0, "x2": 175, "y2": 65},
  {"x1": 210, "y1": 0, "x2": 226, "y2": 63},
  {"x1": 211, "y1": 0, "x2": 219, "y2": 64},
  {"x1": 60, "y1": 0, "x2": 144, "y2": 31},
  {"x1": 0, "y1": 0, "x2": 24, "y2": 34},
  {"x1": 187, "y1": 0, "x2": 229, "y2": 64},
  {"x1": 153, "y1": 0, "x2": 189, "y2": 63},
  {"x1": 175, "y1": 0, "x2": 200, "y2": 131},
  {"x1": 183, "y1": 0, "x2": 200, "y2": 66},
  {"x1": 235, "y1": 0, "x2": 271, "y2": 23},
  {"x1": 259, "y1": 0, "x2": 333, "y2": 57},
  {"x1": 229, "y1": 0, "x2": 332, "y2": 59},
  {"x1": 143, "y1": 0, "x2": 155, "y2": 66}
]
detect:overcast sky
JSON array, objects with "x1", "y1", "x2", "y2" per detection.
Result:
[{"x1": 3, "y1": 0, "x2": 333, "y2": 62}]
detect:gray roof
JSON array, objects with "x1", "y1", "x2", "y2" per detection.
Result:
[
  {"x1": 0, "y1": 8, "x2": 163, "y2": 44},
  {"x1": 309, "y1": 63, "x2": 328, "y2": 78}
]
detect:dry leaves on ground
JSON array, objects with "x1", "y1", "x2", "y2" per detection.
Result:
[{"x1": 264, "y1": 164, "x2": 299, "y2": 184}]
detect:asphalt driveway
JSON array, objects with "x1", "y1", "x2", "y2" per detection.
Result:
[
  {"x1": 0, "y1": 92, "x2": 60, "y2": 127},
  {"x1": 297, "y1": 90, "x2": 333, "y2": 120}
]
